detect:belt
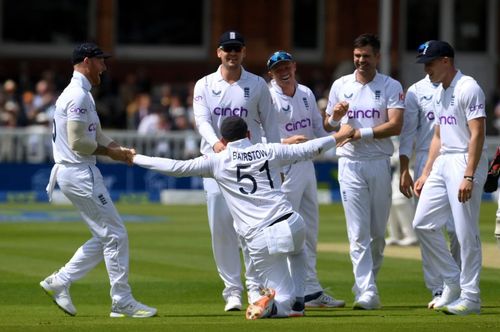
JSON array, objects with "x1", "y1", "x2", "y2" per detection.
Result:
[{"x1": 268, "y1": 212, "x2": 293, "y2": 227}]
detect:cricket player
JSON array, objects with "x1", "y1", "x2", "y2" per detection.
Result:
[
  {"x1": 266, "y1": 50, "x2": 345, "y2": 308},
  {"x1": 39, "y1": 42, "x2": 156, "y2": 318},
  {"x1": 412, "y1": 40, "x2": 488, "y2": 315},
  {"x1": 133, "y1": 116, "x2": 354, "y2": 319},
  {"x1": 323, "y1": 33, "x2": 404, "y2": 310},
  {"x1": 193, "y1": 30, "x2": 280, "y2": 311},
  {"x1": 399, "y1": 74, "x2": 460, "y2": 308}
]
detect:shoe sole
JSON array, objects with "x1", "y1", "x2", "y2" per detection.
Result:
[
  {"x1": 246, "y1": 289, "x2": 276, "y2": 320},
  {"x1": 39, "y1": 281, "x2": 76, "y2": 316},
  {"x1": 352, "y1": 302, "x2": 381, "y2": 310},
  {"x1": 110, "y1": 310, "x2": 158, "y2": 318},
  {"x1": 224, "y1": 306, "x2": 242, "y2": 312},
  {"x1": 305, "y1": 302, "x2": 345, "y2": 308}
]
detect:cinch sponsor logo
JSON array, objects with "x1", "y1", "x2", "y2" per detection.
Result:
[
  {"x1": 426, "y1": 111, "x2": 435, "y2": 121},
  {"x1": 469, "y1": 104, "x2": 484, "y2": 113},
  {"x1": 439, "y1": 115, "x2": 457, "y2": 125},
  {"x1": 347, "y1": 109, "x2": 381, "y2": 119},
  {"x1": 70, "y1": 107, "x2": 87, "y2": 114},
  {"x1": 285, "y1": 118, "x2": 311, "y2": 131},
  {"x1": 214, "y1": 107, "x2": 248, "y2": 117},
  {"x1": 88, "y1": 123, "x2": 97, "y2": 131}
]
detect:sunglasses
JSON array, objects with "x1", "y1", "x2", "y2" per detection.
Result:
[
  {"x1": 267, "y1": 51, "x2": 293, "y2": 70},
  {"x1": 220, "y1": 44, "x2": 243, "y2": 53}
]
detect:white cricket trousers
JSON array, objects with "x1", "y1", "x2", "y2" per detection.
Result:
[
  {"x1": 413, "y1": 153, "x2": 487, "y2": 302},
  {"x1": 203, "y1": 178, "x2": 260, "y2": 301},
  {"x1": 338, "y1": 157, "x2": 392, "y2": 297},
  {"x1": 281, "y1": 160, "x2": 322, "y2": 295},
  {"x1": 55, "y1": 164, "x2": 133, "y2": 305},
  {"x1": 414, "y1": 150, "x2": 460, "y2": 295},
  {"x1": 246, "y1": 212, "x2": 306, "y2": 317}
]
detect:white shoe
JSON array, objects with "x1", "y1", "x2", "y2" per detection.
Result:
[
  {"x1": 385, "y1": 237, "x2": 399, "y2": 246},
  {"x1": 353, "y1": 292, "x2": 381, "y2": 310},
  {"x1": 442, "y1": 298, "x2": 480, "y2": 315},
  {"x1": 428, "y1": 291, "x2": 443, "y2": 309},
  {"x1": 305, "y1": 291, "x2": 345, "y2": 308},
  {"x1": 40, "y1": 273, "x2": 77, "y2": 316},
  {"x1": 433, "y1": 283, "x2": 460, "y2": 310},
  {"x1": 224, "y1": 295, "x2": 242, "y2": 312},
  {"x1": 245, "y1": 288, "x2": 275, "y2": 320},
  {"x1": 397, "y1": 237, "x2": 418, "y2": 246},
  {"x1": 110, "y1": 300, "x2": 157, "y2": 318}
]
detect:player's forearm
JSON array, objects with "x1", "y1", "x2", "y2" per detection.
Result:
[
  {"x1": 421, "y1": 134, "x2": 440, "y2": 177},
  {"x1": 399, "y1": 155, "x2": 410, "y2": 175},
  {"x1": 464, "y1": 121, "x2": 485, "y2": 177},
  {"x1": 372, "y1": 109, "x2": 403, "y2": 139},
  {"x1": 67, "y1": 120, "x2": 98, "y2": 155}
]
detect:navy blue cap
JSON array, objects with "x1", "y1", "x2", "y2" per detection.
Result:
[
  {"x1": 416, "y1": 40, "x2": 454, "y2": 64},
  {"x1": 218, "y1": 31, "x2": 245, "y2": 47},
  {"x1": 267, "y1": 51, "x2": 294, "y2": 70},
  {"x1": 72, "y1": 42, "x2": 111, "y2": 65}
]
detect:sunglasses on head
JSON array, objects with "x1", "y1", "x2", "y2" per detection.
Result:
[{"x1": 220, "y1": 44, "x2": 243, "y2": 53}]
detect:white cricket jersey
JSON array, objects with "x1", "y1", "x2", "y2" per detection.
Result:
[
  {"x1": 193, "y1": 66, "x2": 280, "y2": 155},
  {"x1": 269, "y1": 80, "x2": 328, "y2": 140},
  {"x1": 52, "y1": 71, "x2": 99, "y2": 164},
  {"x1": 433, "y1": 70, "x2": 487, "y2": 154},
  {"x1": 399, "y1": 75, "x2": 439, "y2": 157},
  {"x1": 133, "y1": 136, "x2": 336, "y2": 239},
  {"x1": 326, "y1": 71, "x2": 404, "y2": 159}
]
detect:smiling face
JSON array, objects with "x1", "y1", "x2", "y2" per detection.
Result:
[
  {"x1": 353, "y1": 45, "x2": 379, "y2": 77},
  {"x1": 269, "y1": 61, "x2": 296, "y2": 88},
  {"x1": 87, "y1": 57, "x2": 107, "y2": 86},
  {"x1": 217, "y1": 44, "x2": 246, "y2": 70}
]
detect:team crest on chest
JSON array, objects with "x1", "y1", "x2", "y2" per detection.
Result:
[
  {"x1": 421, "y1": 95, "x2": 432, "y2": 101},
  {"x1": 244, "y1": 87, "x2": 250, "y2": 99},
  {"x1": 302, "y1": 97, "x2": 309, "y2": 110},
  {"x1": 212, "y1": 89, "x2": 221, "y2": 97},
  {"x1": 281, "y1": 105, "x2": 291, "y2": 112},
  {"x1": 451, "y1": 95, "x2": 455, "y2": 106},
  {"x1": 375, "y1": 90, "x2": 381, "y2": 101},
  {"x1": 343, "y1": 92, "x2": 353, "y2": 99}
]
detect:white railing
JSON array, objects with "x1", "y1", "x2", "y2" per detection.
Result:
[
  {"x1": 0, "y1": 127, "x2": 499, "y2": 164},
  {"x1": 0, "y1": 127, "x2": 202, "y2": 163}
]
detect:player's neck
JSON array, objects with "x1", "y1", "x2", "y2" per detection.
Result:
[
  {"x1": 355, "y1": 70, "x2": 376, "y2": 85},
  {"x1": 441, "y1": 68, "x2": 458, "y2": 89},
  {"x1": 221, "y1": 66, "x2": 242, "y2": 84},
  {"x1": 280, "y1": 81, "x2": 296, "y2": 97}
]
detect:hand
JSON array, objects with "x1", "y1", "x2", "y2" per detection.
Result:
[
  {"x1": 283, "y1": 135, "x2": 308, "y2": 144},
  {"x1": 414, "y1": 174, "x2": 428, "y2": 198},
  {"x1": 213, "y1": 141, "x2": 226, "y2": 153},
  {"x1": 334, "y1": 124, "x2": 354, "y2": 146},
  {"x1": 458, "y1": 178, "x2": 474, "y2": 203},
  {"x1": 399, "y1": 170, "x2": 414, "y2": 198},
  {"x1": 332, "y1": 101, "x2": 349, "y2": 121},
  {"x1": 108, "y1": 147, "x2": 135, "y2": 165}
]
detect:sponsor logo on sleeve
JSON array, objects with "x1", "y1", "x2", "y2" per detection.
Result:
[
  {"x1": 70, "y1": 107, "x2": 87, "y2": 114},
  {"x1": 88, "y1": 123, "x2": 97, "y2": 132},
  {"x1": 469, "y1": 104, "x2": 484, "y2": 114}
]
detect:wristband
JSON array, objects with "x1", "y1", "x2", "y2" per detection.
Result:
[
  {"x1": 464, "y1": 175, "x2": 474, "y2": 182},
  {"x1": 327, "y1": 117, "x2": 340, "y2": 127},
  {"x1": 359, "y1": 127, "x2": 374, "y2": 139}
]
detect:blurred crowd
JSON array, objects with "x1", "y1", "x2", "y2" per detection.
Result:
[
  {"x1": 2, "y1": 69, "x2": 500, "y2": 136},
  {"x1": 0, "y1": 70, "x2": 198, "y2": 135}
]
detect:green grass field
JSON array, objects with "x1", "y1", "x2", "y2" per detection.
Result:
[{"x1": 1, "y1": 202, "x2": 500, "y2": 332}]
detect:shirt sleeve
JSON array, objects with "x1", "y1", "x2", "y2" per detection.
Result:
[
  {"x1": 310, "y1": 92, "x2": 329, "y2": 138},
  {"x1": 399, "y1": 85, "x2": 418, "y2": 157},
  {"x1": 133, "y1": 154, "x2": 213, "y2": 178},
  {"x1": 459, "y1": 80, "x2": 486, "y2": 121},
  {"x1": 386, "y1": 78, "x2": 405, "y2": 109},
  {"x1": 193, "y1": 78, "x2": 220, "y2": 148},
  {"x1": 258, "y1": 78, "x2": 281, "y2": 143},
  {"x1": 273, "y1": 136, "x2": 336, "y2": 165},
  {"x1": 67, "y1": 90, "x2": 91, "y2": 122},
  {"x1": 325, "y1": 79, "x2": 341, "y2": 116}
]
